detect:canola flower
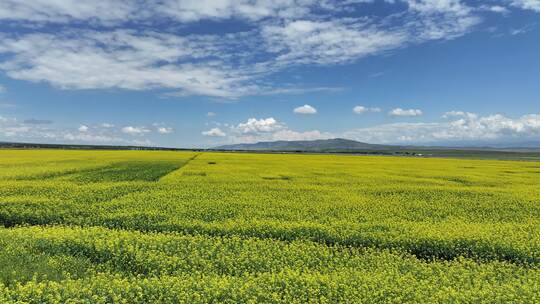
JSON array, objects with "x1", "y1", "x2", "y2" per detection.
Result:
[{"x1": 0, "y1": 149, "x2": 539, "y2": 303}]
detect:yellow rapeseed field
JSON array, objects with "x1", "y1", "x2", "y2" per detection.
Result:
[{"x1": 1, "y1": 149, "x2": 539, "y2": 303}]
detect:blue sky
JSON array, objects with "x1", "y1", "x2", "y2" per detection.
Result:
[{"x1": 0, "y1": 0, "x2": 539, "y2": 148}]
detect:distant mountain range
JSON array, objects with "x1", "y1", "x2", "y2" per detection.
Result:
[
  {"x1": 214, "y1": 138, "x2": 397, "y2": 152},
  {"x1": 212, "y1": 138, "x2": 540, "y2": 160}
]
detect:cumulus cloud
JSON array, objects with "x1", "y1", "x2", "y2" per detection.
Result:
[
  {"x1": 214, "y1": 117, "x2": 332, "y2": 143},
  {"x1": 157, "y1": 127, "x2": 173, "y2": 134},
  {"x1": 78, "y1": 125, "x2": 89, "y2": 132},
  {"x1": 389, "y1": 108, "x2": 423, "y2": 117},
  {"x1": 293, "y1": 104, "x2": 317, "y2": 114},
  {"x1": 234, "y1": 117, "x2": 285, "y2": 134},
  {"x1": 485, "y1": 5, "x2": 510, "y2": 14},
  {"x1": 353, "y1": 106, "x2": 381, "y2": 114},
  {"x1": 202, "y1": 127, "x2": 226, "y2": 137},
  {"x1": 344, "y1": 112, "x2": 540, "y2": 144},
  {"x1": 439, "y1": 113, "x2": 540, "y2": 139},
  {"x1": 121, "y1": 126, "x2": 150, "y2": 135},
  {"x1": 206, "y1": 112, "x2": 216, "y2": 117}
]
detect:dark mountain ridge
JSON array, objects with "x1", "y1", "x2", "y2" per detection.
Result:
[{"x1": 214, "y1": 138, "x2": 398, "y2": 152}]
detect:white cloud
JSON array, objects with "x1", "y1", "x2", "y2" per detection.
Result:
[
  {"x1": 206, "y1": 112, "x2": 216, "y2": 117},
  {"x1": 400, "y1": 0, "x2": 481, "y2": 41},
  {"x1": 0, "y1": 116, "x2": 22, "y2": 136},
  {"x1": 442, "y1": 113, "x2": 540, "y2": 138},
  {"x1": 293, "y1": 104, "x2": 317, "y2": 114},
  {"x1": 0, "y1": 1, "x2": 389, "y2": 26},
  {"x1": 0, "y1": 1, "x2": 488, "y2": 98},
  {"x1": 353, "y1": 106, "x2": 368, "y2": 114},
  {"x1": 0, "y1": 1, "x2": 135, "y2": 24},
  {"x1": 404, "y1": 0, "x2": 472, "y2": 15},
  {"x1": 0, "y1": 30, "x2": 259, "y2": 98},
  {"x1": 389, "y1": 108, "x2": 423, "y2": 117},
  {"x1": 0, "y1": 115, "x2": 154, "y2": 145},
  {"x1": 442, "y1": 110, "x2": 477, "y2": 119},
  {"x1": 202, "y1": 127, "x2": 226, "y2": 137},
  {"x1": 100, "y1": 123, "x2": 115, "y2": 128},
  {"x1": 262, "y1": 19, "x2": 408, "y2": 66},
  {"x1": 8, "y1": 110, "x2": 538, "y2": 147},
  {"x1": 121, "y1": 126, "x2": 150, "y2": 135},
  {"x1": 353, "y1": 106, "x2": 382, "y2": 114},
  {"x1": 157, "y1": 127, "x2": 173, "y2": 134},
  {"x1": 510, "y1": 0, "x2": 540, "y2": 12},
  {"x1": 0, "y1": 0, "x2": 321, "y2": 25},
  {"x1": 0, "y1": 84, "x2": 5, "y2": 93},
  {"x1": 344, "y1": 112, "x2": 540, "y2": 144},
  {"x1": 154, "y1": 0, "x2": 317, "y2": 23},
  {"x1": 62, "y1": 132, "x2": 124, "y2": 144},
  {"x1": 486, "y1": 5, "x2": 510, "y2": 14},
  {"x1": 220, "y1": 117, "x2": 332, "y2": 143},
  {"x1": 235, "y1": 117, "x2": 285, "y2": 134}
]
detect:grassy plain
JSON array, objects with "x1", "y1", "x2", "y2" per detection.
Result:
[{"x1": 1, "y1": 149, "x2": 539, "y2": 303}]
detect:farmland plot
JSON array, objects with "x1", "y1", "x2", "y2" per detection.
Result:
[{"x1": 1, "y1": 150, "x2": 539, "y2": 303}]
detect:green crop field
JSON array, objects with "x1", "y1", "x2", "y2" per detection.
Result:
[{"x1": 1, "y1": 149, "x2": 540, "y2": 303}]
